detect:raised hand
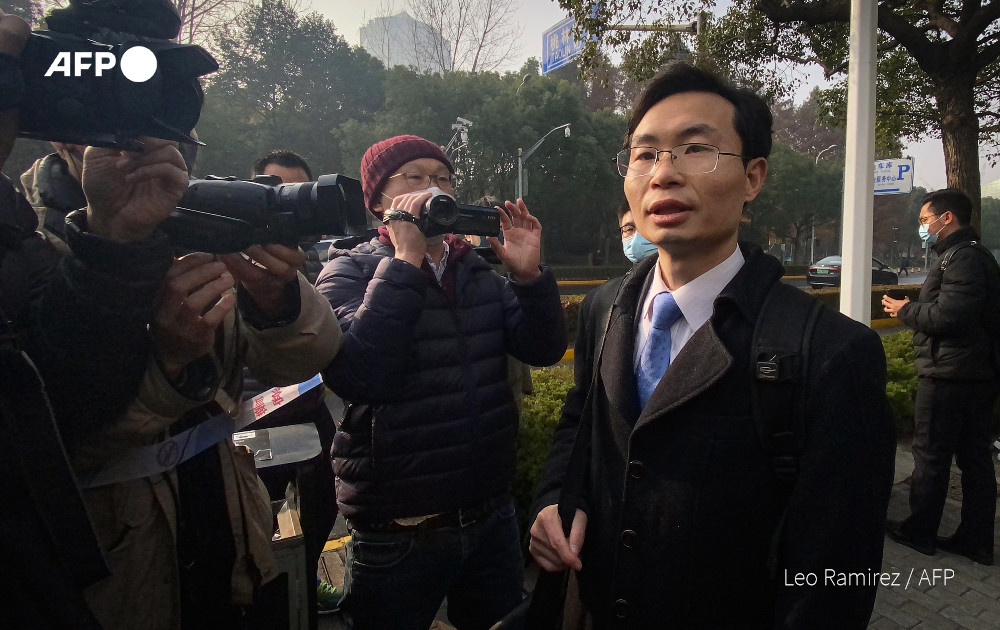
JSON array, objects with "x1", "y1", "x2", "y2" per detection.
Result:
[
  {"x1": 83, "y1": 138, "x2": 189, "y2": 243},
  {"x1": 383, "y1": 190, "x2": 434, "y2": 268},
  {"x1": 487, "y1": 198, "x2": 542, "y2": 282}
]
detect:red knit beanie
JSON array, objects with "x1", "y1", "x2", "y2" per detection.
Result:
[{"x1": 360, "y1": 135, "x2": 454, "y2": 213}]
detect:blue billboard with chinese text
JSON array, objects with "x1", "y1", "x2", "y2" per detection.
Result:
[{"x1": 542, "y1": 17, "x2": 584, "y2": 74}]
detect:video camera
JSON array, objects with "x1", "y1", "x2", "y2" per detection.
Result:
[
  {"x1": 4, "y1": 0, "x2": 216, "y2": 150},
  {"x1": 382, "y1": 192, "x2": 501, "y2": 238},
  {"x1": 160, "y1": 174, "x2": 370, "y2": 253}
]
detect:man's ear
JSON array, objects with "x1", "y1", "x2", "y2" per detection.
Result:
[{"x1": 743, "y1": 157, "x2": 767, "y2": 203}]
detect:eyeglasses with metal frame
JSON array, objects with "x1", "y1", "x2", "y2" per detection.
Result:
[
  {"x1": 614, "y1": 143, "x2": 746, "y2": 177},
  {"x1": 388, "y1": 171, "x2": 460, "y2": 190}
]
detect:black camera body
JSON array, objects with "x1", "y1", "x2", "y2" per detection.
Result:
[
  {"x1": 385, "y1": 194, "x2": 501, "y2": 238},
  {"x1": 160, "y1": 174, "x2": 370, "y2": 253},
  {"x1": 6, "y1": 0, "x2": 216, "y2": 149}
]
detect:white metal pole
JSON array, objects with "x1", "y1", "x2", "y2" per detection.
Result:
[{"x1": 839, "y1": 0, "x2": 877, "y2": 323}]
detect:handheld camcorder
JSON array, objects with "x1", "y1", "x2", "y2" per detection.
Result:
[
  {"x1": 159, "y1": 174, "x2": 370, "y2": 254},
  {"x1": 3, "y1": 0, "x2": 216, "y2": 149},
  {"x1": 382, "y1": 192, "x2": 501, "y2": 238}
]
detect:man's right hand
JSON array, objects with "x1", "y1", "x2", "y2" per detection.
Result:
[
  {"x1": 529, "y1": 505, "x2": 587, "y2": 572},
  {"x1": 384, "y1": 190, "x2": 433, "y2": 267},
  {"x1": 83, "y1": 138, "x2": 189, "y2": 243}
]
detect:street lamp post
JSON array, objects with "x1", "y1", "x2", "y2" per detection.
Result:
[
  {"x1": 516, "y1": 123, "x2": 570, "y2": 199},
  {"x1": 811, "y1": 144, "x2": 839, "y2": 263}
]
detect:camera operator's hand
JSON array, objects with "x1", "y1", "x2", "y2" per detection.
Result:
[
  {"x1": 488, "y1": 198, "x2": 542, "y2": 283},
  {"x1": 152, "y1": 253, "x2": 237, "y2": 382},
  {"x1": 384, "y1": 190, "x2": 434, "y2": 268},
  {"x1": 219, "y1": 244, "x2": 304, "y2": 320},
  {"x1": 83, "y1": 138, "x2": 189, "y2": 243},
  {"x1": 0, "y1": 12, "x2": 30, "y2": 170}
]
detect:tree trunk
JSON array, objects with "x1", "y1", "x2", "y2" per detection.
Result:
[{"x1": 935, "y1": 76, "x2": 982, "y2": 231}]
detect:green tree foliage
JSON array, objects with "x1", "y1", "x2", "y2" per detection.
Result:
[
  {"x1": 335, "y1": 62, "x2": 627, "y2": 262},
  {"x1": 744, "y1": 141, "x2": 844, "y2": 263},
  {"x1": 195, "y1": 0, "x2": 385, "y2": 177},
  {"x1": 873, "y1": 187, "x2": 927, "y2": 266},
  {"x1": 559, "y1": 0, "x2": 1000, "y2": 228}
]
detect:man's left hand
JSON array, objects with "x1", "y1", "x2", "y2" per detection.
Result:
[
  {"x1": 219, "y1": 244, "x2": 303, "y2": 319},
  {"x1": 487, "y1": 198, "x2": 542, "y2": 282}
]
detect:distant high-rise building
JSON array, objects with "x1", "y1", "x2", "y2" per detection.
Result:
[
  {"x1": 360, "y1": 12, "x2": 450, "y2": 73},
  {"x1": 983, "y1": 177, "x2": 1000, "y2": 200}
]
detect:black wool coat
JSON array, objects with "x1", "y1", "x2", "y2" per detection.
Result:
[{"x1": 534, "y1": 243, "x2": 896, "y2": 629}]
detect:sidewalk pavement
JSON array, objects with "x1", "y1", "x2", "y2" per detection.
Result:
[
  {"x1": 318, "y1": 440, "x2": 1000, "y2": 629},
  {"x1": 869, "y1": 441, "x2": 1000, "y2": 629}
]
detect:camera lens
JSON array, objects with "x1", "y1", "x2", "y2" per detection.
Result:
[{"x1": 425, "y1": 194, "x2": 459, "y2": 226}]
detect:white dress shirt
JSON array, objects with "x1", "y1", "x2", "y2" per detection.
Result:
[{"x1": 634, "y1": 247, "x2": 745, "y2": 370}]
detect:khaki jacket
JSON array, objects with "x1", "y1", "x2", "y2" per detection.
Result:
[{"x1": 73, "y1": 274, "x2": 341, "y2": 630}]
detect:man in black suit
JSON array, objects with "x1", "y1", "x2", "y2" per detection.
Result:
[{"x1": 529, "y1": 63, "x2": 895, "y2": 629}]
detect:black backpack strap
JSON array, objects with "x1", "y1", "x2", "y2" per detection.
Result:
[
  {"x1": 938, "y1": 239, "x2": 1000, "y2": 273},
  {"x1": 751, "y1": 282, "x2": 823, "y2": 578}
]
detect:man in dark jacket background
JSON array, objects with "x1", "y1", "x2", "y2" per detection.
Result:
[
  {"x1": 529, "y1": 62, "x2": 895, "y2": 629},
  {"x1": 316, "y1": 135, "x2": 566, "y2": 629},
  {"x1": 883, "y1": 188, "x2": 1000, "y2": 565}
]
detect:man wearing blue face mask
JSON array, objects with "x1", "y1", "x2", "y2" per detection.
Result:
[
  {"x1": 618, "y1": 200, "x2": 657, "y2": 263},
  {"x1": 882, "y1": 188, "x2": 1000, "y2": 566}
]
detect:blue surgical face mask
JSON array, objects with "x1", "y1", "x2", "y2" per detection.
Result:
[
  {"x1": 622, "y1": 231, "x2": 658, "y2": 263},
  {"x1": 918, "y1": 215, "x2": 943, "y2": 245}
]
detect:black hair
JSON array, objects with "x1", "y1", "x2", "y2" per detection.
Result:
[
  {"x1": 616, "y1": 199, "x2": 631, "y2": 224},
  {"x1": 921, "y1": 188, "x2": 972, "y2": 226},
  {"x1": 251, "y1": 150, "x2": 312, "y2": 180},
  {"x1": 626, "y1": 62, "x2": 773, "y2": 161}
]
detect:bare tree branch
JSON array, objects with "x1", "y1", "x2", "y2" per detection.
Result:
[{"x1": 367, "y1": 0, "x2": 521, "y2": 73}]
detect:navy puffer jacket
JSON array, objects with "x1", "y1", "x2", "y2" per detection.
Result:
[{"x1": 316, "y1": 235, "x2": 566, "y2": 522}]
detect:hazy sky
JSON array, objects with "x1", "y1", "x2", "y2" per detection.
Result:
[{"x1": 311, "y1": 0, "x2": 999, "y2": 192}]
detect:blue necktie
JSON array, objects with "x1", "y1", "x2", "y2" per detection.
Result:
[{"x1": 637, "y1": 292, "x2": 683, "y2": 408}]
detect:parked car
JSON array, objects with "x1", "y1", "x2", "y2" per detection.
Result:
[{"x1": 807, "y1": 255, "x2": 899, "y2": 288}]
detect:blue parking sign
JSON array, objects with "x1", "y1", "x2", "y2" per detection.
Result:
[
  {"x1": 874, "y1": 158, "x2": 914, "y2": 195},
  {"x1": 542, "y1": 17, "x2": 584, "y2": 74}
]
